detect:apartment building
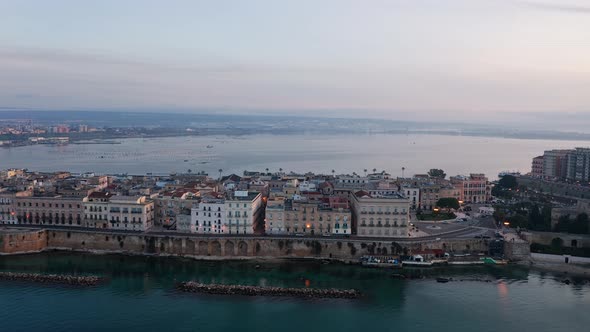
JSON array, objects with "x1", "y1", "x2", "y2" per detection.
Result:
[
  {"x1": 83, "y1": 193, "x2": 154, "y2": 231},
  {"x1": 450, "y1": 174, "x2": 491, "y2": 203},
  {"x1": 351, "y1": 190, "x2": 410, "y2": 238}
]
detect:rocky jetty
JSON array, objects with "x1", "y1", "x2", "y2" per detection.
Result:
[
  {"x1": 0, "y1": 272, "x2": 102, "y2": 286},
  {"x1": 177, "y1": 282, "x2": 361, "y2": 299}
]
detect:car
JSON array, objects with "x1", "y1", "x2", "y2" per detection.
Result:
[{"x1": 295, "y1": 233, "x2": 304, "y2": 237}]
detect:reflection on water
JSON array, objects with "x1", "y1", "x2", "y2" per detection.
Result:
[{"x1": 0, "y1": 252, "x2": 589, "y2": 331}]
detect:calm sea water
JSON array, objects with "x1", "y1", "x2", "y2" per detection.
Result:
[
  {"x1": 1, "y1": 133, "x2": 588, "y2": 178},
  {"x1": 0, "y1": 252, "x2": 589, "y2": 332}
]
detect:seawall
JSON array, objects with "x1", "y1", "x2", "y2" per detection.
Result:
[{"x1": 1, "y1": 228, "x2": 501, "y2": 261}]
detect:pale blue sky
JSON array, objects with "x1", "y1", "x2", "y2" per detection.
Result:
[{"x1": 0, "y1": 0, "x2": 589, "y2": 121}]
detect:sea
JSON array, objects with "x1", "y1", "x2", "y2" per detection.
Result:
[
  {"x1": 0, "y1": 252, "x2": 589, "y2": 332},
  {"x1": 0, "y1": 133, "x2": 587, "y2": 178}
]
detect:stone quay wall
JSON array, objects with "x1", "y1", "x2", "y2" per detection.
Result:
[
  {"x1": 0, "y1": 229, "x2": 47, "y2": 254},
  {"x1": 1, "y1": 228, "x2": 504, "y2": 261},
  {"x1": 43, "y1": 229, "x2": 491, "y2": 261}
]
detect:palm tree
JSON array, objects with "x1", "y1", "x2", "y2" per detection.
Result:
[
  {"x1": 279, "y1": 168, "x2": 283, "y2": 173},
  {"x1": 331, "y1": 169, "x2": 335, "y2": 177},
  {"x1": 372, "y1": 168, "x2": 377, "y2": 173},
  {"x1": 218, "y1": 168, "x2": 223, "y2": 180},
  {"x1": 265, "y1": 168, "x2": 269, "y2": 174},
  {"x1": 364, "y1": 169, "x2": 367, "y2": 176},
  {"x1": 401, "y1": 167, "x2": 405, "y2": 178},
  {"x1": 187, "y1": 169, "x2": 192, "y2": 174}
]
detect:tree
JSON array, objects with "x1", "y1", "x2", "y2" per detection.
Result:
[
  {"x1": 187, "y1": 169, "x2": 192, "y2": 174},
  {"x1": 265, "y1": 168, "x2": 269, "y2": 174},
  {"x1": 218, "y1": 168, "x2": 223, "y2": 180},
  {"x1": 551, "y1": 237, "x2": 563, "y2": 249},
  {"x1": 436, "y1": 198, "x2": 460, "y2": 211},
  {"x1": 364, "y1": 169, "x2": 367, "y2": 176},
  {"x1": 498, "y1": 175, "x2": 518, "y2": 189},
  {"x1": 554, "y1": 214, "x2": 573, "y2": 232},
  {"x1": 279, "y1": 168, "x2": 283, "y2": 173},
  {"x1": 428, "y1": 169, "x2": 446, "y2": 179},
  {"x1": 331, "y1": 169, "x2": 335, "y2": 177},
  {"x1": 570, "y1": 213, "x2": 590, "y2": 234},
  {"x1": 493, "y1": 210, "x2": 506, "y2": 223},
  {"x1": 528, "y1": 204, "x2": 543, "y2": 230},
  {"x1": 508, "y1": 214, "x2": 528, "y2": 229},
  {"x1": 402, "y1": 167, "x2": 406, "y2": 178}
]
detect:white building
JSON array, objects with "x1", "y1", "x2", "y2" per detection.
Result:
[
  {"x1": 83, "y1": 193, "x2": 154, "y2": 231},
  {"x1": 298, "y1": 181, "x2": 317, "y2": 192},
  {"x1": 351, "y1": 190, "x2": 410, "y2": 238},
  {"x1": 192, "y1": 194, "x2": 226, "y2": 234},
  {"x1": 190, "y1": 191, "x2": 262, "y2": 234},
  {"x1": 402, "y1": 187, "x2": 420, "y2": 210},
  {"x1": 225, "y1": 191, "x2": 263, "y2": 235}
]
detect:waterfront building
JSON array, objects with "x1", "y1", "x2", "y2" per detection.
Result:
[
  {"x1": 450, "y1": 174, "x2": 491, "y2": 203},
  {"x1": 351, "y1": 190, "x2": 410, "y2": 237},
  {"x1": 266, "y1": 196, "x2": 351, "y2": 236},
  {"x1": 531, "y1": 155, "x2": 544, "y2": 178},
  {"x1": 265, "y1": 197, "x2": 285, "y2": 234},
  {"x1": 15, "y1": 194, "x2": 84, "y2": 226},
  {"x1": 106, "y1": 196, "x2": 154, "y2": 231},
  {"x1": 566, "y1": 148, "x2": 590, "y2": 182},
  {"x1": 225, "y1": 191, "x2": 263, "y2": 235},
  {"x1": 191, "y1": 193, "x2": 226, "y2": 234},
  {"x1": 0, "y1": 192, "x2": 16, "y2": 224},
  {"x1": 153, "y1": 189, "x2": 200, "y2": 227},
  {"x1": 543, "y1": 149, "x2": 572, "y2": 180},
  {"x1": 82, "y1": 192, "x2": 111, "y2": 229},
  {"x1": 83, "y1": 192, "x2": 154, "y2": 231}
]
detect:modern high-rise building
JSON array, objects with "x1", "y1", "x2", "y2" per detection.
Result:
[
  {"x1": 566, "y1": 148, "x2": 590, "y2": 182},
  {"x1": 542, "y1": 149, "x2": 572, "y2": 179}
]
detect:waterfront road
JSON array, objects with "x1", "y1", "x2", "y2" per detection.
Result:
[{"x1": 4, "y1": 224, "x2": 494, "y2": 243}]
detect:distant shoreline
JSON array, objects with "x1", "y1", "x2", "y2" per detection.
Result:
[{"x1": 3, "y1": 128, "x2": 590, "y2": 150}]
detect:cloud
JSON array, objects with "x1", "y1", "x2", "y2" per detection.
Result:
[{"x1": 516, "y1": 1, "x2": 590, "y2": 14}]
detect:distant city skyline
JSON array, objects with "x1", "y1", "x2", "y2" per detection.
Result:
[{"x1": 1, "y1": 0, "x2": 589, "y2": 124}]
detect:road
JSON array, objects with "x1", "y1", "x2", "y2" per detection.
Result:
[{"x1": 3, "y1": 223, "x2": 496, "y2": 243}]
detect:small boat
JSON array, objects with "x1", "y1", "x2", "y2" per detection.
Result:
[
  {"x1": 360, "y1": 256, "x2": 403, "y2": 268},
  {"x1": 402, "y1": 255, "x2": 434, "y2": 267},
  {"x1": 184, "y1": 160, "x2": 189, "y2": 162},
  {"x1": 436, "y1": 277, "x2": 451, "y2": 283},
  {"x1": 206, "y1": 145, "x2": 213, "y2": 148},
  {"x1": 391, "y1": 273, "x2": 407, "y2": 279}
]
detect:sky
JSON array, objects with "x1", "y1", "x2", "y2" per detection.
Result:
[{"x1": 0, "y1": 0, "x2": 589, "y2": 123}]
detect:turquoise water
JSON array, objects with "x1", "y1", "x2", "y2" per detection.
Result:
[{"x1": 0, "y1": 253, "x2": 589, "y2": 332}]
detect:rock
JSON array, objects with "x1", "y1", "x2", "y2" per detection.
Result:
[
  {"x1": 0, "y1": 272, "x2": 102, "y2": 286},
  {"x1": 177, "y1": 282, "x2": 361, "y2": 299}
]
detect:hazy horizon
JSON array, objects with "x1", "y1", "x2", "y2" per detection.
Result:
[{"x1": 1, "y1": 0, "x2": 589, "y2": 125}]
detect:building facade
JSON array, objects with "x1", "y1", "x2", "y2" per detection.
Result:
[
  {"x1": 566, "y1": 148, "x2": 590, "y2": 182},
  {"x1": 531, "y1": 155, "x2": 544, "y2": 178},
  {"x1": 351, "y1": 190, "x2": 410, "y2": 237},
  {"x1": 543, "y1": 149, "x2": 571, "y2": 179},
  {"x1": 83, "y1": 193, "x2": 154, "y2": 231},
  {"x1": 450, "y1": 174, "x2": 491, "y2": 203},
  {"x1": 266, "y1": 196, "x2": 351, "y2": 236}
]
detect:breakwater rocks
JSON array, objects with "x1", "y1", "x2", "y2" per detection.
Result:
[
  {"x1": 177, "y1": 282, "x2": 361, "y2": 299},
  {"x1": 0, "y1": 272, "x2": 102, "y2": 286}
]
